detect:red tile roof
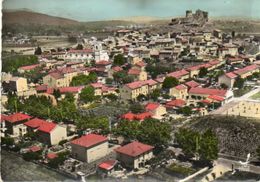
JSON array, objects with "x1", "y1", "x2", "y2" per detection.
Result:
[
  {"x1": 189, "y1": 87, "x2": 227, "y2": 97},
  {"x1": 98, "y1": 160, "x2": 118, "y2": 171},
  {"x1": 128, "y1": 68, "x2": 141, "y2": 75},
  {"x1": 121, "y1": 112, "x2": 152, "y2": 121},
  {"x1": 19, "y1": 64, "x2": 40, "y2": 71},
  {"x1": 68, "y1": 49, "x2": 93, "y2": 54},
  {"x1": 36, "y1": 84, "x2": 48, "y2": 92},
  {"x1": 47, "y1": 153, "x2": 58, "y2": 160},
  {"x1": 165, "y1": 99, "x2": 186, "y2": 108},
  {"x1": 143, "y1": 79, "x2": 158, "y2": 86},
  {"x1": 96, "y1": 60, "x2": 112, "y2": 66},
  {"x1": 233, "y1": 65, "x2": 258, "y2": 76},
  {"x1": 24, "y1": 118, "x2": 47, "y2": 128},
  {"x1": 71, "y1": 134, "x2": 108, "y2": 148},
  {"x1": 4, "y1": 113, "x2": 32, "y2": 123},
  {"x1": 186, "y1": 63, "x2": 211, "y2": 71},
  {"x1": 38, "y1": 122, "x2": 57, "y2": 133},
  {"x1": 135, "y1": 112, "x2": 152, "y2": 121},
  {"x1": 167, "y1": 69, "x2": 189, "y2": 79},
  {"x1": 201, "y1": 99, "x2": 212, "y2": 104},
  {"x1": 90, "y1": 83, "x2": 104, "y2": 88},
  {"x1": 29, "y1": 146, "x2": 42, "y2": 152},
  {"x1": 1, "y1": 114, "x2": 8, "y2": 123},
  {"x1": 49, "y1": 72, "x2": 63, "y2": 79},
  {"x1": 59, "y1": 86, "x2": 84, "y2": 93},
  {"x1": 135, "y1": 61, "x2": 146, "y2": 67},
  {"x1": 184, "y1": 80, "x2": 200, "y2": 88},
  {"x1": 208, "y1": 60, "x2": 220, "y2": 66},
  {"x1": 115, "y1": 141, "x2": 154, "y2": 157},
  {"x1": 125, "y1": 81, "x2": 146, "y2": 89},
  {"x1": 112, "y1": 66, "x2": 123, "y2": 72},
  {"x1": 175, "y1": 84, "x2": 187, "y2": 90},
  {"x1": 225, "y1": 72, "x2": 237, "y2": 79},
  {"x1": 208, "y1": 95, "x2": 225, "y2": 102},
  {"x1": 145, "y1": 103, "x2": 160, "y2": 111}
]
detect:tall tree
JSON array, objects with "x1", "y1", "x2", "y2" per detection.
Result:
[
  {"x1": 34, "y1": 46, "x2": 42, "y2": 55},
  {"x1": 113, "y1": 54, "x2": 125, "y2": 66},
  {"x1": 234, "y1": 77, "x2": 245, "y2": 89},
  {"x1": 162, "y1": 76, "x2": 179, "y2": 89},
  {"x1": 198, "y1": 67, "x2": 208, "y2": 78},
  {"x1": 79, "y1": 86, "x2": 95, "y2": 103}
]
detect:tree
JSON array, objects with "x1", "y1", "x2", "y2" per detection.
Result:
[
  {"x1": 23, "y1": 151, "x2": 42, "y2": 161},
  {"x1": 175, "y1": 129, "x2": 218, "y2": 162},
  {"x1": 150, "y1": 89, "x2": 160, "y2": 101},
  {"x1": 179, "y1": 106, "x2": 192, "y2": 116},
  {"x1": 53, "y1": 89, "x2": 61, "y2": 99},
  {"x1": 130, "y1": 103, "x2": 145, "y2": 114},
  {"x1": 162, "y1": 76, "x2": 179, "y2": 89},
  {"x1": 48, "y1": 151, "x2": 69, "y2": 168},
  {"x1": 234, "y1": 77, "x2": 245, "y2": 89},
  {"x1": 198, "y1": 67, "x2": 208, "y2": 78},
  {"x1": 105, "y1": 78, "x2": 113, "y2": 85},
  {"x1": 70, "y1": 73, "x2": 97, "y2": 86},
  {"x1": 76, "y1": 44, "x2": 84, "y2": 50},
  {"x1": 220, "y1": 83, "x2": 228, "y2": 89},
  {"x1": 1, "y1": 137, "x2": 15, "y2": 146},
  {"x1": 79, "y1": 86, "x2": 95, "y2": 103},
  {"x1": 113, "y1": 54, "x2": 125, "y2": 66},
  {"x1": 34, "y1": 46, "x2": 42, "y2": 55},
  {"x1": 199, "y1": 130, "x2": 218, "y2": 162}
]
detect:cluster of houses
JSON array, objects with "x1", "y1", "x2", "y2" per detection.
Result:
[{"x1": 1, "y1": 18, "x2": 260, "y2": 177}]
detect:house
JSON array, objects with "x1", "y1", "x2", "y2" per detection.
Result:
[
  {"x1": 188, "y1": 87, "x2": 233, "y2": 104},
  {"x1": 2, "y1": 77, "x2": 28, "y2": 94},
  {"x1": 18, "y1": 64, "x2": 40, "y2": 73},
  {"x1": 108, "y1": 66, "x2": 123, "y2": 78},
  {"x1": 169, "y1": 84, "x2": 188, "y2": 100},
  {"x1": 128, "y1": 68, "x2": 148, "y2": 81},
  {"x1": 145, "y1": 103, "x2": 167, "y2": 119},
  {"x1": 64, "y1": 49, "x2": 94, "y2": 63},
  {"x1": 71, "y1": 134, "x2": 108, "y2": 163},
  {"x1": 167, "y1": 69, "x2": 189, "y2": 82},
  {"x1": 3, "y1": 113, "x2": 32, "y2": 138},
  {"x1": 115, "y1": 141, "x2": 154, "y2": 169},
  {"x1": 120, "y1": 79, "x2": 158, "y2": 101},
  {"x1": 24, "y1": 118, "x2": 67, "y2": 145},
  {"x1": 184, "y1": 80, "x2": 200, "y2": 89},
  {"x1": 233, "y1": 64, "x2": 259, "y2": 79},
  {"x1": 90, "y1": 83, "x2": 117, "y2": 96},
  {"x1": 186, "y1": 63, "x2": 211, "y2": 78},
  {"x1": 95, "y1": 61, "x2": 112, "y2": 72},
  {"x1": 121, "y1": 112, "x2": 152, "y2": 121},
  {"x1": 218, "y1": 72, "x2": 237, "y2": 88},
  {"x1": 165, "y1": 99, "x2": 186, "y2": 109}
]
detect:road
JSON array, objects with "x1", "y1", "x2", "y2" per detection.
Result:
[{"x1": 217, "y1": 157, "x2": 260, "y2": 175}]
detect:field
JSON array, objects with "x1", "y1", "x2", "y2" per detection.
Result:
[{"x1": 250, "y1": 92, "x2": 260, "y2": 100}]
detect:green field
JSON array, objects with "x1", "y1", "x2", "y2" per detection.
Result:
[{"x1": 250, "y1": 92, "x2": 260, "y2": 100}]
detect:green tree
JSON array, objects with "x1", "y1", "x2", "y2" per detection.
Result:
[
  {"x1": 199, "y1": 130, "x2": 218, "y2": 162},
  {"x1": 162, "y1": 76, "x2": 179, "y2": 89},
  {"x1": 234, "y1": 77, "x2": 245, "y2": 89},
  {"x1": 1, "y1": 137, "x2": 15, "y2": 146},
  {"x1": 76, "y1": 44, "x2": 84, "y2": 50},
  {"x1": 130, "y1": 103, "x2": 145, "y2": 114},
  {"x1": 80, "y1": 86, "x2": 95, "y2": 103},
  {"x1": 34, "y1": 46, "x2": 42, "y2": 55},
  {"x1": 150, "y1": 89, "x2": 160, "y2": 101},
  {"x1": 23, "y1": 151, "x2": 42, "y2": 161},
  {"x1": 48, "y1": 151, "x2": 69, "y2": 168},
  {"x1": 70, "y1": 73, "x2": 97, "y2": 86},
  {"x1": 198, "y1": 67, "x2": 208, "y2": 78},
  {"x1": 113, "y1": 120, "x2": 141, "y2": 141},
  {"x1": 113, "y1": 54, "x2": 125, "y2": 66},
  {"x1": 53, "y1": 89, "x2": 61, "y2": 99},
  {"x1": 179, "y1": 106, "x2": 192, "y2": 116}
]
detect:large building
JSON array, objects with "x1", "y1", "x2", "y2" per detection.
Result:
[
  {"x1": 71, "y1": 134, "x2": 108, "y2": 163},
  {"x1": 115, "y1": 141, "x2": 154, "y2": 169},
  {"x1": 24, "y1": 118, "x2": 67, "y2": 145}
]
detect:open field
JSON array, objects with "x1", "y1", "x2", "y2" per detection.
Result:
[{"x1": 250, "y1": 92, "x2": 260, "y2": 100}]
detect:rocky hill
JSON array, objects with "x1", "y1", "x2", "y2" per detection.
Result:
[{"x1": 187, "y1": 115, "x2": 260, "y2": 159}]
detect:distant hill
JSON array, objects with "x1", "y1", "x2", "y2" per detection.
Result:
[{"x1": 3, "y1": 10, "x2": 79, "y2": 26}]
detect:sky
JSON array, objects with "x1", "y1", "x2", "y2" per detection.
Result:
[{"x1": 3, "y1": 0, "x2": 260, "y2": 21}]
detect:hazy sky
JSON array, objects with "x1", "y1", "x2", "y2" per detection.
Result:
[{"x1": 3, "y1": 0, "x2": 260, "y2": 21}]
